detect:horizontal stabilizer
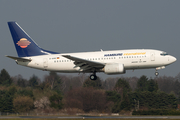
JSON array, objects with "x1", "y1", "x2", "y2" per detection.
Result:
[{"x1": 6, "y1": 55, "x2": 31, "y2": 62}]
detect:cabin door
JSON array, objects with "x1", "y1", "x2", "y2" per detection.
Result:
[
  {"x1": 43, "y1": 58, "x2": 48, "y2": 68},
  {"x1": 150, "y1": 52, "x2": 155, "y2": 61}
]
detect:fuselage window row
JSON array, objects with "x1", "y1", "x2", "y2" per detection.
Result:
[
  {"x1": 52, "y1": 56, "x2": 146, "y2": 63},
  {"x1": 53, "y1": 55, "x2": 147, "y2": 63}
]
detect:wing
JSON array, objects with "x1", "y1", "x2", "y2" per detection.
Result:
[
  {"x1": 6, "y1": 55, "x2": 31, "y2": 62},
  {"x1": 62, "y1": 55, "x2": 105, "y2": 71}
]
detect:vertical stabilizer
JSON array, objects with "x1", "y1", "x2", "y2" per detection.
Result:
[{"x1": 8, "y1": 22, "x2": 58, "y2": 57}]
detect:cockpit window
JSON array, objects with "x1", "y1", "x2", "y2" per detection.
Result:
[{"x1": 160, "y1": 52, "x2": 168, "y2": 56}]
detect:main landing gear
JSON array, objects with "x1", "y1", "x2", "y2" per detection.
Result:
[{"x1": 89, "y1": 72, "x2": 97, "y2": 80}]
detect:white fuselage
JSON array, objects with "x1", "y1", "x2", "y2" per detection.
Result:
[{"x1": 16, "y1": 49, "x2": 176, "y2": 74}]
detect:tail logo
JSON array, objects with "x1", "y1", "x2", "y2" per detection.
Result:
[{"x1": 17, "y1": 38, "x2": 31, "y2": 48}]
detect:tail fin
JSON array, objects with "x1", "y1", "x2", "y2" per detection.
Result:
[{"x1": 8, "y1": 22, "x2": 58, "y2": 57}]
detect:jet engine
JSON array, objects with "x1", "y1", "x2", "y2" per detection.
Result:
[{"x1": 103, "y1": 63, "x2": 125, "y2": 74}]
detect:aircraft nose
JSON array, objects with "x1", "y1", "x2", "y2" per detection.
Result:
[{"x1": 169, "y1": 56, "x2": 177, "y2": 63}]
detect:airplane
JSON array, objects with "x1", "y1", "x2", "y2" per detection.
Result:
[{"x1": 6, "y1": 22, "x2": 177, "y2": 80}]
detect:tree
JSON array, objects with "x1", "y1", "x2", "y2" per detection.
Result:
[
  {"x1": 11, "y1": 74, "x2": 28, "y2": 87},
  {"x1": 49, "y1": 71, "x2": 58, "y2": 89},
  {"x1": 83, "y1": 77, "x2": 103, "y2": 89},
  {"x1": 119, "y1": 96, "x2": 131, "y2": 111},
  {"x1": 155, "y1": 76, "x2": 174, "y2": 94},
  {"x1": 34, "y1": 97, "x2": 50, "y2": 109},
  {"x1": 136, "y1": 75, "x2": 148, "y2": 92},
  {"x1": 9, "y1": 86, "x2": 17, "y2": 96},
  {"x1": 0, "y1": 89, "x2": 15, "y2": 112},
  {"x1": 65, "y1": 87, "x2": 107, "y2": 112},
  {"x1": 28, "y1": 75, "x2": 39, "y2": 88},
  {"x1": 17, "y1": 75, "x2": 27, "y2": 87},
  {"x1": 129, "y1": 91, "x2": 177, "y2": 110},
  {"x1": 106, "y1": 91, "x2": 121, "y2": 103},
  {"x1": 13, "y1": 96, "x2": 34, "y2": 112},
  {"x1": 0, "y1": 69, "x2": 12, "y2": 86},
  {"x1": 147, "y1": 79, "x2": 158, "y2": 92},
  {"x1": 44, "y1": 72, "x2": 62, "y2": 93},
  {"x1": 114, "y1": 78, "x2": 131, "y2": 98},
  {"x1": 16, "y1": 88, "x2": 34, "y2": 98},
  {"x1": 106, "y1": 91, "x2": 121, "y2": 112},
  {"x1": 112, "y1": 78, "x2": 132, "y2": 112},
  {"x1": 103, "y1": 78, "x2": 118, "y2": 90},
  {"x1": 125, "y1": 77, "x2": 139, "y2": 91},
  {"x1": 49, "y1": 94, "x2": 63, "y2": 109}
]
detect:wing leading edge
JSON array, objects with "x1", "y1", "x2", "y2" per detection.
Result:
[{"x1": 62, "y1": 55, "x2": 105, "y2": 71}]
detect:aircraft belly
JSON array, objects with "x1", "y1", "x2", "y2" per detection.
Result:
[
  {"x1": 26, "y1": 61, "x2": 43, "y2": 69},
  {"x1": 124, "y1": 62, "x2": 158, "y2": 70},
  {"x1": 47, "y1": 63, "x2": 78, "y2": 72}
]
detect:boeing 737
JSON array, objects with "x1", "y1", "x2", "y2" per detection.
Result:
[{"x1": 6, "y1": 22, "x2": 177, "y2": 80}]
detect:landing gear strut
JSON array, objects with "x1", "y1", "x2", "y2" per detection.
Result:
[{"x1": 90, "y1": 72, "x2": 97, "y2": 80}]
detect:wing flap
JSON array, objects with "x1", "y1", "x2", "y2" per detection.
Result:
[
  {"x1": 62, "y1": 55, "x2": 104, "y2": 71},
  {"x1": 73, "y1": 63, "x2": 86, "y2": 68}
]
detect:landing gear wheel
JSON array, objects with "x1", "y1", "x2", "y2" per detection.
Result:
[
  {"x1": 155, "y1": 72, "x2": 159, "y2": 76},
  {"x1": 90, "y1": 74, "x2": 97, "y2": 80}
]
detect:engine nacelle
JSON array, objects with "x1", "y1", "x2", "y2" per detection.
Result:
[{"x1": 104, "y1": 63, "x2": 125, "y2": 75}]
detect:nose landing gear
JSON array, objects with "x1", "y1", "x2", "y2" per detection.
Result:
[{"x1": 155, "y1": 71, "x2": 159, "y2": 76}]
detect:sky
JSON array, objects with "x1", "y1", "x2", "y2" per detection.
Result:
[{"x1": 0, "y1": 0, "x2": 180, "y2": 80}]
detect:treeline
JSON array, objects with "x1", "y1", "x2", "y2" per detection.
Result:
[{"x1": 0, "y1": 68, "x2": 180, "y2": 114}]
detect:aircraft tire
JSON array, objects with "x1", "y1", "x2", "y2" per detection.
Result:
[
  {"x1": 155, "y1": 72, "x2": 159, "y2": 76},
  {"x1": 90, "y1": 74, "x2": 97, "y2": 80}
]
